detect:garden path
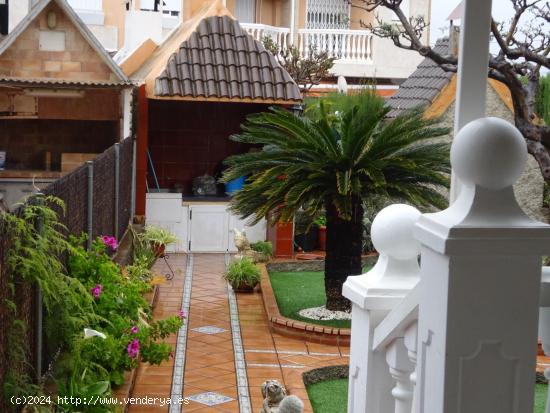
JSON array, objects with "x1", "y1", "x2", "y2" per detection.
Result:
[{"x1": 125, "y1": 253, "x2": 550, "y2": 413}]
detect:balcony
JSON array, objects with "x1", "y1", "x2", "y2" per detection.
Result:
[{"x1": 241, "y1": 23, "x2": 423, "y2": 80}]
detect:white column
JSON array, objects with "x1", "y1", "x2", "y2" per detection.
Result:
[
  {"x1": 450, "y1": 0, "x2": 493, "y2": 202},
  {"x1": 290, "y1": 0, "x2": 296, "y2": 46},
  {"x1": 122, "y1": 88, "x2": 133, "y2": 140},
  {"x1": 343, "y1": 204, "x2": 421, "y2": 413},
  {"x1": 414, "y1": 117, "x2": 550, "y2": 413}
]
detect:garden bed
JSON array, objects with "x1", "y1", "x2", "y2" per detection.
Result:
[
  {"x1": 261, "y1": 258, "x2": 376, "y2": 342},
  {"x1": 260, "y1": 263, "x2": 355, "y2": 346}
]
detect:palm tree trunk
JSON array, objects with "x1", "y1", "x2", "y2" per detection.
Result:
[{"x1": 324, "y1": 197, "x2": 364, "y2": 311}]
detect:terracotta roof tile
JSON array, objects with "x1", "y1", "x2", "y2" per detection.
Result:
[
  {"x1": 387, "y1": 38, "x2": 454, "y2": 117},
  {"x1": 155, "y1": 15, "x2": 301, "y2": 102}
]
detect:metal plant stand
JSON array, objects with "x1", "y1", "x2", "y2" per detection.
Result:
[{"x1": 161, "y1": 253, "x2": 176, "y2": 280}]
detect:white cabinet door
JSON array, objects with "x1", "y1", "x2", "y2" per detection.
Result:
[
  {"x1": 146, "y1": 193, "x2": 187, "y2": 253},
  {"x1": 189, "y1": 205, "x2": 229, "y2": 252}
]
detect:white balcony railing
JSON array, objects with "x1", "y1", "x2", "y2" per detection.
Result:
[
  {"x1": 241, "y1": 24, "x2": 373, "y2": 63},
  {"x1": 240, "y1": 23, "x2": 291, "y2": 52},
  {"x1": 297, "y1": 29, "x2": 373, "y2": 62},
  {"x1": 344, "y1": 118, "x2": 550, "y2": 413}
]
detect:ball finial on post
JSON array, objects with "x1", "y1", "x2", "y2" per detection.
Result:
[
  {"x1": 450, "y1": 117, "x2": 527, "y2": 190},
  {"x1": 371, "y1": 204, "x2": 421, "y2": 261}
]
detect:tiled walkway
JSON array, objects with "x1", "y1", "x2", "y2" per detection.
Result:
[{"x1": 127, "y1": 253, "x2": 348, "y2": 412}]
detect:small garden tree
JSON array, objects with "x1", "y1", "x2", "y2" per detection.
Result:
[
  {"x1": 262, "y1": 37, "x2": 336, "y2": 93},
  {"x1": 349, "y1": 0, "x2": 550, "y2": 187},
  {"x1": 223, "y1": 91, "x2": 450, "y2": 310}
]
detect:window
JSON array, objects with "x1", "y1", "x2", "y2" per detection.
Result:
[{"x1": 306, "y1": 0, "x2": 350, "y2": 30}]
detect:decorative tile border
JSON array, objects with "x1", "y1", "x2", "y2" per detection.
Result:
[
  {"x1": 188, "y1": 391, "x2": 234, "y2": 406},
  {"x1": 247, "y1": 363, "x2": 306, "y2": 369},
  {"x1": 191, "y1": 325, "x2": 227, "y2": 335},
  {"x1": 169, "y1": 254, "x2": 194, "y2": 413},
  {"x1": 225, "y1": 254, "x2": 253, "y2": 413}
]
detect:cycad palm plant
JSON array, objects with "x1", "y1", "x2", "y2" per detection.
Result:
[{"x1": 223, "y1": 91, "x2": 450, "y2": 310}]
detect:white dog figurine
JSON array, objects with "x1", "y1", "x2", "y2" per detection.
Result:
[
  {"x1": 259, "y1": 380, "x2": 304, "y2": 413},
  {"x1": 234, "y1": 228, "x2": 268, "y2": 263}
]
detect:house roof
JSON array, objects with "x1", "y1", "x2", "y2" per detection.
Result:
[
  {"x1": 386, "y1": 38, "x2": 454, "y2": 118},
  {"x1": 0, "y1": 0, "x2": 128, "y2": 85},
  {"x1": 123, "y1": 0, "x2": 301, "y2": 104}
]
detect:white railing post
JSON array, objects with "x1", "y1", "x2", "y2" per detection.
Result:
[
  {"x1": 403, "y1": 321, "x2": 418, "y2": 413},
  {"x1": 414, "y1": 117, "x2": 550, "y2": 413},
  {"x1": 343, "y1": 204, "x2": 422, "y2": 413},
  {"x1": 386, "y1": 338, "x2": 415, "y2": 413}
]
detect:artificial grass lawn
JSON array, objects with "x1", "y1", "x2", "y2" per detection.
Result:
[
  {"x1": 269, "y1": 271, "x2": 352, "y2": 328},
  {"x1": 307, "y1": 379, "x2": 348, "y2": 413},
  {"x1": 306, "y1": 380, "x2": 547, "y2": 413}
]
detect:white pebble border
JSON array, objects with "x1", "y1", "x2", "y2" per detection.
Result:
[{"x1": 298, "y1": 305, "x2": 352, "y2": 321}]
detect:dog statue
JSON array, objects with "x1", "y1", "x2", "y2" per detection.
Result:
[
  {"x1": 259, "y1": 380, "x2": 304, "y2": 413},
  {"x1": 234, "y1": 228, "x2": 268, "y2": 263}
]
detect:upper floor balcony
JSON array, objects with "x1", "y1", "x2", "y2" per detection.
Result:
[{"x1": 241, "y1": 22, "x2": 423, "y2": 80}]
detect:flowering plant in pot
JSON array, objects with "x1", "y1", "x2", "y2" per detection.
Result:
[
  {"x1": 142, "y1": 226, "x2": 178, "y2": 257},
  {"x1": 223, "y1": 257, "x2": 261, "y2": 292}
]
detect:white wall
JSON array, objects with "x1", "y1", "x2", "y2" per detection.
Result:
[{"x1": 9, "y1": 0, "x2": 30, "y2": 32}]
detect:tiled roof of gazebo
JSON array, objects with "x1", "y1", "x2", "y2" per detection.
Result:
[{"x1": 154, "y1": 16, "x2": 301, "y2": 102}]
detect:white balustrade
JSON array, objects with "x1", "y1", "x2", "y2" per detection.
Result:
[
  {"x1": 343, "y1": 204, "x2": 421, "y2": 413},
  {"x1": 297, "y1": 29, "x2": 373, "y2": 62},
  {"x1": 240, "y1": 23, "x2": 373, "y2": 63},
  {"x1": 345, "y1": 117, "x2": 550, "y2": 413},
  {"x1": 240, "y1": 23, "x2": 291, "y2": 51}
]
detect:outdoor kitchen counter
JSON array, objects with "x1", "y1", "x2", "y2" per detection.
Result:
[{"x1": 181, "y1": 196, "x2": 231, "y2": 205}]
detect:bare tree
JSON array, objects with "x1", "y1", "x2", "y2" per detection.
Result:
[
  {"x1": 263, "y1": 37, "x2": 336, "y2": 93},
  {"x1": 349, "y1": 0, "x2": 550, "y2": 181}
]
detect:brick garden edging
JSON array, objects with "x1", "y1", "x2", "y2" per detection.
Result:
[{"x1": 259, "y1": 264, "x2": 352, "y2": 346}]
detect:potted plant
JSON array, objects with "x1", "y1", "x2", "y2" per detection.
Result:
[
  {"x1": 294, "y1": 209, "x2": 318, "y2": 252},
  {"x1": 142, "y1": 226, "x2": 178, "y2": 257},
  {"x1": 314, "y1": 215, "x2": 327, "y2": 251},
  {"x1": 223, "y1": 257, "x2": 261, "y2": 292},
  {"x1": 250, "y1": 241, "x2": 273, "y2": 262}
]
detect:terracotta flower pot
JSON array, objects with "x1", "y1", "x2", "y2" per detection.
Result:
[
  {"x1": 318, "y1": 225, "x2": 327, "y2": 251},
  {"x1": 152, "y1": 243, "x2": 166, "y2": 258},
  {"x1": 232, "y1": 281, "x2": 258, "y2": 293}
]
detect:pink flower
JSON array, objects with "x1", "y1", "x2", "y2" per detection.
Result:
[
  {"x1": 127, "y1": 338, "x2": 140, "y2": 358},
  {"x1": 101, "y1": 235, "x2": 118, "y2": 250},
  {"x1": 178, "y1": 310, "x2": 186, "y2": 320},
  {"x1": 130, "y1": 326, "x2": 139, "y2": 334},
  {"x1": 91, "y1": 284, "x2": 102, "y2": 299}
]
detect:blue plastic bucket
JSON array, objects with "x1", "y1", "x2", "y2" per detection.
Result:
[{"x1": 225, "y1": 176, "x2": 246, "y2": 195}]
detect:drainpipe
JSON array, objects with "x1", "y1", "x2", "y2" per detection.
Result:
[{"x1": 290, "y1": 0, "x2": 296, "y2": 45}]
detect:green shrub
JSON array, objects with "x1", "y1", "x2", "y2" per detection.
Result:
[
  {"x1": 223, "y1": 257, "x2": 261, "y2": 288},
  {"x1": 250, "y1": 241, "x2": 273, "y2": 257}
]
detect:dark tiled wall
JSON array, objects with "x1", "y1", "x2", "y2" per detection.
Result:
[
  {"x1": 0, "y1": 119, "x2": 118, "y2": 170},
  {"x1": 148, "y1": 100, "x2": 269, "y2": 193}
]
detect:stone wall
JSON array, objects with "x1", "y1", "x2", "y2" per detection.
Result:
[{"x1": 438, "y1": 84, "x2": 547, "y2": 222}]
